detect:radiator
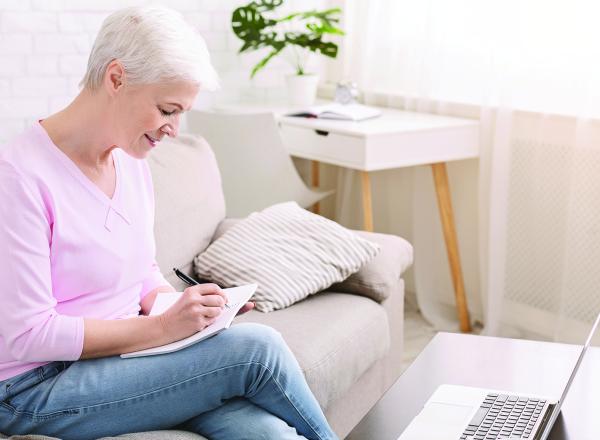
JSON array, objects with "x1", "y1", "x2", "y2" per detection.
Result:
[{"x1": 501, "y1": 134, "x2": 600, "y2": 341}]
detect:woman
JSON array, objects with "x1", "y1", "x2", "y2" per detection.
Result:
[{"x1": 0, "y1": 6, "x2": 337, "y2": 440}]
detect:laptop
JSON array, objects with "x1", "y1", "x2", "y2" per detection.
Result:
[{"x1": 398, "y1": 312, "x2": 600, "y2": 440}]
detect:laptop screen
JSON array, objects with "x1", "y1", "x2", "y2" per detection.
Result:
[{"x1": 540, "y1": 311, "x2": 600, "y2": 439}]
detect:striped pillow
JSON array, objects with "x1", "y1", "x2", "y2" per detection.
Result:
[{"x1": 193, "y1": 202, "x2": 380, "y2": 312}]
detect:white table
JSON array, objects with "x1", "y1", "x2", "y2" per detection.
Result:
[{"x1": 212, "y1": 101, "x2": 480, "y2": 333}]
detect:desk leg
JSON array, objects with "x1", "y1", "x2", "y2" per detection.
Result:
[
  {"x1": 361, "y1": 171, "x2": 374, "y2": 232},
  {"x1": 431, "y1": 162, "x2": 472, "y2": 333},
  {"x1": 311, "y1": 160, "x2": 320, "y2": 215}
]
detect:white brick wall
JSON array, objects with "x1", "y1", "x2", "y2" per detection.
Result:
[{"x1": 0, "y1": 0, "x2": 327, "y2": 143}]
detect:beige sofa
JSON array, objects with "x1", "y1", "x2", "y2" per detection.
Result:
[{"x1": 1, "y1": 134, "x2": 413, "y2": 440}]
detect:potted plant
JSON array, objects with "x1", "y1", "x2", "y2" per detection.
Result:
[{"x1": 231, "y1": 0, "x2": 344, "y2": 106}]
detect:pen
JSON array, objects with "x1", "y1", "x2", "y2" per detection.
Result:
[
  {"x1": 172, "y1": 267, "x2": 231, "y2": 308},
  {"x1": 172, "y1": 267, "x2": 200, "y2": 286}
]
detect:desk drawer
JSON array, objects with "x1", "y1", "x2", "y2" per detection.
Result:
[{"x1": 279, "y1": 123, "x2": 366, "y2": 170}]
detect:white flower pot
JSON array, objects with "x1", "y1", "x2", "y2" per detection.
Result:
[{"x1": 285, "y1": 73, "x2": 319, "y2": 107}]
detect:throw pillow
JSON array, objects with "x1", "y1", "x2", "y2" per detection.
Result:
[
  {"x1": 193, "y1": 201, "x2": 380, "y2": 312},
  {"x1": 329, "y1": 230, "x2": 413, "y2": 303}
]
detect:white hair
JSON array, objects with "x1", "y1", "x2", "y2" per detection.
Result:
[{"x1": 81, "y1": 6, "x2": 219, "y2": 91}]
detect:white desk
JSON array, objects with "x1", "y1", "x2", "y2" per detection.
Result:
[{"x1": 213, "y1": 102, "x2": 480, "y2": 332}]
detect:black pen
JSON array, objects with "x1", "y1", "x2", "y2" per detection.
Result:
[
  {"x1": 172, "y1": 267, "x2": 200, "y2": 286},
  {"x1": 172, "y1": 268, "x2": 231, "y2": 308}
]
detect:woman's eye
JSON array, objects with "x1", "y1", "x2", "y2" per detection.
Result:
[{"x1": 159, "y1": 108, "x2": 176, "y2": 117}]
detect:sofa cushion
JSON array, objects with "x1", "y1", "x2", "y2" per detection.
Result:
[
  {"x1": 148, "y1": 134, "x2": 225, "y2": 287},
  {"x1": 234, "y1": 291, "x2": 391, "y2": 410},
  {"x1": 329, "y1": 230, "x2": 414, "y2": 302},
  {"x1": 194, "y1": 202, "x2": 380, "y2": 312}
]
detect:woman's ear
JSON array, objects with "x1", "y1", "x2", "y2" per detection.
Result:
[{"x1": 104, "y1": 60, "x2": 126, "y2": 95}]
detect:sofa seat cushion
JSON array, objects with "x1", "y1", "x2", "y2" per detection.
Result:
[{"x1": 235, "y1": 291, "x2": 391, "y2": 410}]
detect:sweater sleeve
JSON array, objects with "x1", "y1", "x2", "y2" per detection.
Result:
[
  {"x1": 0, "y1": 162, "x2": 84, "y2": 362},
  {"x1": 140, "y1": 260, "x2": 171, "y2": 301}
]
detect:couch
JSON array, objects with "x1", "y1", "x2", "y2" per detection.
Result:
[{"x1": 1, "y1": 134, "x2": 413, "y2": 440}]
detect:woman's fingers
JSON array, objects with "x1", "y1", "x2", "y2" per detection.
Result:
[
  {"x1": 236, "y1": 302, "x2": 255, "y2": 316},
  {"x1": 185, "y1": 283, "x2": 228, "y2": 305},
  {"x1": 161, "y1": 285, "x2": 231, "y2": 340},
  {"x1": 198, "y1": 294, "x2": 226, "y2": 308},
  {"x1": 190, "y1": 282, "x2": 219, "y2": 293},
  {"x1": 201, "y1": 306, "x2": 223, "y2": 318}
]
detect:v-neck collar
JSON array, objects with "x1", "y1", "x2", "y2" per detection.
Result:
[{"x1": 33, "y1": 121, "x2": 131, "y2": 226}]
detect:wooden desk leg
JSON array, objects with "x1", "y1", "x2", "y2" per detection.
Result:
[
  {"x1": 431, "y1": 162, "x2": 472, "y2": 333},
  {"x1": 311, "y1": 160, "x2": 320, "y2": 215},
  {"x1": 361, "y1": 171, "x2": 374, "y2": 232}
]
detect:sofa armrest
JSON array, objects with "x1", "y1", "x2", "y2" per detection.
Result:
[
  {"x1": 328, "y1": 230, "x2": 413, "y2": 303},
  {"x1": 211, "y1": 219, "x2": 414, "y2": 303}
]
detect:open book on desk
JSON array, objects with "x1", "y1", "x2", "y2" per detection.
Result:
[
  {"x1": 287, "y1": 103, "x2": 382, "y2": 122},
  {"x1": 121, "y1": 284, "x2": 257, "y2": 359}
]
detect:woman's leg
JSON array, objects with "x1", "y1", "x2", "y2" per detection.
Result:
[
  {"x1": 179, "y1": 397, "x2": 309, "y2": 440},
  {"x1": 0, "y1": 323, "x2": 337, "y2": 440}
]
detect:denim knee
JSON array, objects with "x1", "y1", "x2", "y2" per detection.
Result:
[
  {"x1": 229, "y1": 323, "x2": 285, "y2": 348},
  {"x1": 225, "y1": 323, "x2": 292, "y2": 363}
]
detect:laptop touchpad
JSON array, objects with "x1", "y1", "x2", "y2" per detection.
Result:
[{"x1": 399, "y1": 403, "x2": 474, "y2": 440}]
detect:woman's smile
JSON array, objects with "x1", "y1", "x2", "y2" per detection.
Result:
[{"x1": 144, "y1": 133, "x2": 160, "y2": 147}]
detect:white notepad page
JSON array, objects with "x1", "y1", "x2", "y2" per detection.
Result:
[{"x1": 120, "y1": 284, "x2": 257, "y2": 359}]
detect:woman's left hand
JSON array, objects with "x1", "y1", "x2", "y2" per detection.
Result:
[{"x1": 236, "y1": 302, "x2": 254, "y2": 316}]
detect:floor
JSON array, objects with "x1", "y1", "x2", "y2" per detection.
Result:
[
  {"x1": 401, "y1": 300, "x2": 483, "y2": 373},
  {"x1": 401, "y1": 301, "x2": 438, "y2": 373}
]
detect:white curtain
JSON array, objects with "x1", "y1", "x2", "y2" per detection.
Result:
[{"x1": 335, "y1": 0, "x2": 600, "y2": 342}]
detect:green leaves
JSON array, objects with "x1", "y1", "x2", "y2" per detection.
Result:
[
  {"x1": 231, "y1": 1, "x2": 344, "y2": 78},
  {"x1": 231, "y1": 6, "x2": 276, "y2": 49},
  {"x1": 250, "y1": 0, "x2": 284, "y2": 12},
  {"x1": 277, "y1": 7, "x2": 343, "y2": 32},
  {"x1": 251, "y1": 48, "x2": 284, "y2": 78},
  {"x1": 284, "y1": 33, "x2": 338, "y2": 58}
]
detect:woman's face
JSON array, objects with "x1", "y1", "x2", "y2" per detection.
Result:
[{"x1": 113, "y1": 79, "x2": 200, "y2": 159}]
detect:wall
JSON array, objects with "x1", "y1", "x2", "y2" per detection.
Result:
[{"x1": 0, "y1": 0, "x2": 327, "y2": 144}]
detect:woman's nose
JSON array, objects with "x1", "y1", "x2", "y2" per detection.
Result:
[
  {"x1": 161, "y1": 125, "x2": 176, "y2": 138},
  {"x1": 162, "y1": 116, "x2": 180, "y2": 138}
]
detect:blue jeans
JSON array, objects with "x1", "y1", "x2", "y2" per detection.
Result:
[{"x1": 0, "y1": 323, "x2": 338, "y2": 440}]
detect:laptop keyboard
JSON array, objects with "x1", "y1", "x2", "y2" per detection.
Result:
[{"x1": 460, "y1": 393, "x2": 546, "y2": 439}]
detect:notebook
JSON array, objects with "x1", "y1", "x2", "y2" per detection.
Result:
[
  {"x1": 287, "y1": 102, "x2": 382, "y2": 121},
  {"x1": 120, "y1": 283, "x2": 257, "y2": 359}
]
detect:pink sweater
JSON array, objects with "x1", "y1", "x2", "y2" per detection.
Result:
[{"x1": 0, "y1": 122, "x2": 170, "y2": 381}]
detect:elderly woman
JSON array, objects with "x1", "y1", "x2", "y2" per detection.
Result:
[{"x1": 0, "y1": 6, "x2": 337, "y2": 440}]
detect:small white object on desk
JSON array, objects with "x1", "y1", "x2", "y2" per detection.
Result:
[{"x1": 120, "y1": 284, "x2": 257, "y2": 359}]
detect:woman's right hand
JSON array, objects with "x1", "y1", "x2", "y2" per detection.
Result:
[{"x1": 158, "y1": 283, "x2": 227, "y2": 342}]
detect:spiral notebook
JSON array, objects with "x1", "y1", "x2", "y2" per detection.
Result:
[{"x1": 121, "y1": 284, "x2": 257, "y2": 359}]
